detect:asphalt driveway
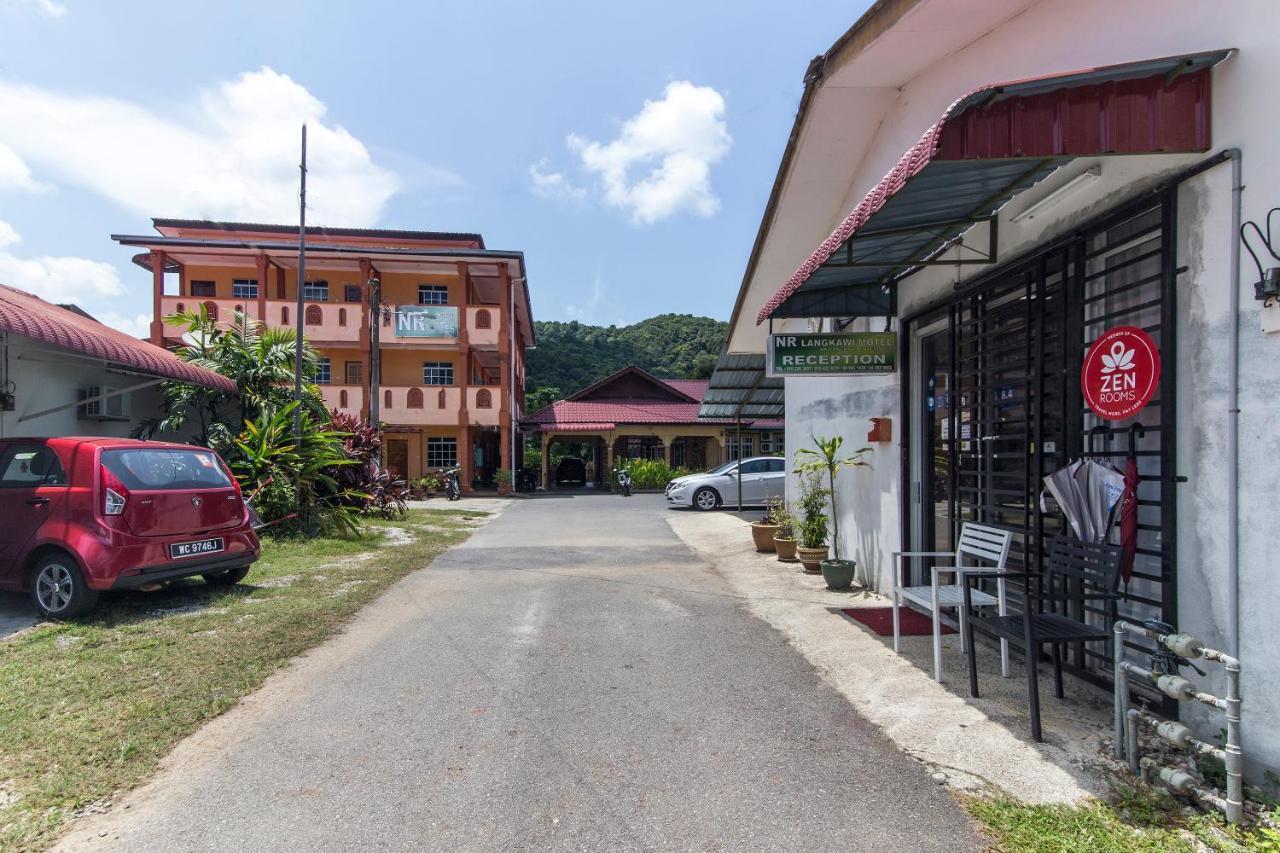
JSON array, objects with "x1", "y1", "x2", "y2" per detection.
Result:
[{"x1": 60, "y1": 495, "x2": 982, "y2": 851}]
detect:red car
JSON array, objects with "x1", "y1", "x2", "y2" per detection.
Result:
[{"x1": 0, "y1": 437, "x2": 260, "y2": 617}]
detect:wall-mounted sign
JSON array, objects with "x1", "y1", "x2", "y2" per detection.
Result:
[
  {"x1": 767, "y1": 332, "x2": 897, "y2": 377},
  {"x1": 394, "y1": 305, "x2": 458, "y2": 337},
  {"x1": 1081, "y1": 325, "x2": 1161, "y2": 421}
]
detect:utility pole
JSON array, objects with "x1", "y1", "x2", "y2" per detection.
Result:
[
  {"x1": 293, "y1": 124, "x2": 307, "y2": 439},
  {"x1": 369, "y1": 275, "x2": 381, "y2": 424}
]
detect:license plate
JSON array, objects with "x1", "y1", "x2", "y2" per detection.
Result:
[{"x1": 169, "y1": 538, "x2": 224, "y2": 559}]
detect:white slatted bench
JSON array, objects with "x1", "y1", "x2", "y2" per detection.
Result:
[{"x1": 891, "y1": 523, "x2": 1014, "y2": 683}]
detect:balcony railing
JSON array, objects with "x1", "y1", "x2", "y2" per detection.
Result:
[
  {"x1": 161, "y1": 296, "x2": 499, "y2": 346},
  {"x1": 317, "y1": 384, "x2": 502, "y2": 426}
]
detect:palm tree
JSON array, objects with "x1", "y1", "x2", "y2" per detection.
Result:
[
  {"x1": 794, "y1": 434, "x2": 870, "y2": 561},
  {"x1": 135, "y1": 307, "x2": 324, "y2": 446}
]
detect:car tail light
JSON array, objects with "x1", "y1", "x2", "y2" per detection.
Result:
[{"x1": 101, "y1": 464, "x2": 128, "y2": 516}]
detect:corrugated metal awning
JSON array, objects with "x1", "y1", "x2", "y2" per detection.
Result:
[
  {"x1": 758, "y1": 50, "x2": 1231, "y2": 322},
  {"x1": 534, "y1": 422, "x2": 617, "y2": 433},
  {"x1": 698, "y1": 352, "x2": 784, "y2": 419}
]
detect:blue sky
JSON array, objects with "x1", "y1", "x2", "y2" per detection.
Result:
[{"x1": 0, "y1": 0, "x2": 868, "y2": 335}]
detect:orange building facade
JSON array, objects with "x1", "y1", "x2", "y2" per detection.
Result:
[{"x1": 114, "y1": 219, "x2": 534, "y2": 490}]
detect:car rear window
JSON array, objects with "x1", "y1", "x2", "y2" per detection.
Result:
[{"x1": 102, "y1": 448, "x2": 232, "y2": 490}]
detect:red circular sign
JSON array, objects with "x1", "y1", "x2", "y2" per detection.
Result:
[{"x1": 1081, "y1": 325, "x2": 1161, "y2": 421}]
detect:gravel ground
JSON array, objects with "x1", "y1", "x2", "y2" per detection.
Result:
[{"x1": 58, "y1": 494, "x2": 982, "y2": 852}]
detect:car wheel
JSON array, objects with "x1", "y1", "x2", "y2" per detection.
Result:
[
  {"x1": 29, "y1": 553, "x2": 99, "y2": 619},
  {"x1": 203, "y1": 566, "x2": 250, "y2": 586},
  {"x1": 693, "y1": 487, "x2": 720, "y2": 512}
]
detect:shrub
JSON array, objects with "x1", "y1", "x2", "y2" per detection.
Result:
[
  {"x1": 795, "y1": 472, "x2": 830, "y2": 549},
  {"x1": 611, "y1": 458, "x2": 690, "y2": 491},
  {"x1": 326, "y1": 411, "x2": 407, "y2": 520}
]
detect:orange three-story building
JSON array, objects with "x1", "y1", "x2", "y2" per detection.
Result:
[{"x1": 114, "y1": 219, "x2": 534, "y2": 491}]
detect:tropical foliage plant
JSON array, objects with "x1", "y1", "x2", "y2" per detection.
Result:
[
  {"x1": 794, "y1": 434, "x2": 871, "y2": 561},
  {"x1": 610, "y1": 458, "x2": 691, "y2": 491},
  {"x1": 326, "y1": 411, "x2": 408, "y2": 519},
  {"x1": 135, "y1": 307, "x2": 326, "y2": 448},
  {"x1": 795, "y1": 472, "x2": 830, "y2": 550},
  {"x1": 228, "y1": 402, "x2": 362, "y2": 536}
]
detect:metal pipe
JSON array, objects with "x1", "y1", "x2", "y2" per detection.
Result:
[
  {"x1": 1223, "y1": 655, "x2": 1244, "y2": 824},
  {"x1": 369, "y1": 276, "x2": 380, "y2": 424},
  {"x1": 1227, "y1": 148, "x2": 1242, "y2": 662},
  {"x1": 1126, "y1": 709, "x2": 1141, "y2": 775},
  {"x1": 1114, "y1": 622, "x2": 1129, "y2": 759},
  {"x1": 294, "y1": 124, "x2": 307, "y2": 439}
]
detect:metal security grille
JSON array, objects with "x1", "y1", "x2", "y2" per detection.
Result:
[{"x1": 914, "y1": 192, "x2": 1175, "y2": 693}]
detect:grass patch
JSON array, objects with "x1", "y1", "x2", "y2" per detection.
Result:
[
  {"x1": 0, "y1": 508, "x2": 485, "y2": 851},
  {"x1": 965, "y1": 783, "x2": 1280, "y2": 852}
]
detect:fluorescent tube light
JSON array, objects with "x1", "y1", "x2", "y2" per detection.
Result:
[{"x1": 1010, "y1": 166, "x2": 1103, "y2": 224}]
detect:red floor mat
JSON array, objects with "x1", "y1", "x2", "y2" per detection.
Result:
[{"x1": 841, "y1": 606, "x2": 955, "y2": 637}]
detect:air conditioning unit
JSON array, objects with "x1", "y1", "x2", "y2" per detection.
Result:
[{"x1": 79, "y1": 386, "x2": 130, "y2": 420}]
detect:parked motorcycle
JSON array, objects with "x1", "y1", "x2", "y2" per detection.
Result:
[
  {"x1": 615, "y1": 468, "x2": 632, "y2": 497},
  {"x1": 443, "y1": 468, "x2": 462, "y2": 501}
]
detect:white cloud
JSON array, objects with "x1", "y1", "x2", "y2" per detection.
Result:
[
  {"x1": 0, "y1": 67, "x2": 398, "y2": 225},
  {"x1": 94, "y1": 311, "x2": 151, "y2": 339},
  {"x1": 0, "y1": 142, "x2": 47, "y2": 193},
  {"x1": 0, "y1": 218, "x2": 126, "y2": 316},
  {"x1": 564, "y1": 81, "x2": 731, "y2": 225},
  {"x1": 529, "y1": 160, "x2": 585, "y2": 201},
  {"x1": 3, "y1": 0, "x2": 67, "y2": 18}
]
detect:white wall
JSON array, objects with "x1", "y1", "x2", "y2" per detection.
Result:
[
  {"x1": 0, "y1": 334, "x2": 166, "y2": 440},
  {"x1": 778, "y1": 0, "x2": 1280, "y2": 775}
]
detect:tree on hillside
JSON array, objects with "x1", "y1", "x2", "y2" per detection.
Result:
[{"x1": 525, "y1": 313, "x2": 727, "y2": 398}]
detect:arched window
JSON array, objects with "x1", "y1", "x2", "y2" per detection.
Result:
[
  {"x1": 175, "y1": 302, "x2": 185, "y2": 314},
  {"x1": 305, "y1": 304, "x2": 322, "y2": 325},
  {"x1": 407, "y1": 387, "x2": 423, "y2": 408},
  {"x1": 202, "y1": 301, "x2": 218, "y2": 321},
  {"x1": 338, "y1": 308, "x2": 347, "y2": 326},
  {"x1": 474, "y1": 308, "x2": 492, "y2": 329},
  {"x1": 384, "y1": 389, "x2": 393, "y2": 409},
  {"x1": 281, "y1": 306, "x2": 289, "y2": 325},
  {"x1": 476, "y1": 388, "x2": 492, "y2": 409},
  {"x1": 234, "y1": 304, "x2": 244, "y2": 314},
  {"x1": 339, "y1": 390, "x2": 349, "y2": 408},
  {"x1": 438, "y1": 389, "x2": 447, "y2": 408}
]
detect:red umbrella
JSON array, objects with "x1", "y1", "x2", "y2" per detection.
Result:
[{"x1": 1119, "y1": 455, "x2": 1139, "y2": 584}]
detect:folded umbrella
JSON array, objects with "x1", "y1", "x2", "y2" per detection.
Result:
[{"x1": 1119, "y1": 455, "x2": 1139, "y2": 583}]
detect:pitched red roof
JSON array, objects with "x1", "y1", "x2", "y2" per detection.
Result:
[
  {"x1": 524, "y1": 371, "x2": 766, "y2": 430},
  {"x1": 0, "y1": 284, "x2": 235, "y2": 392}
]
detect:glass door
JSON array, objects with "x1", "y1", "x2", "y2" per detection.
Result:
[{"x1": 910, "y1": 319, "x2": 954, "y2": 585}]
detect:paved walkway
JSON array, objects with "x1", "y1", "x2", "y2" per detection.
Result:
[{"x1": 60, "y1": 495, "x2": 982, "y2": 851}]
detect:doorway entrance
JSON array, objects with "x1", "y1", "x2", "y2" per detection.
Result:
[{"x1": 904, "y1": 192, "x2": 1177, "y2": 692}]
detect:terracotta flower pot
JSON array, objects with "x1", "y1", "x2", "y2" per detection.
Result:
[
  {"x1": 796, "y1": 545, "x2": 829, "y2": 574},
  {"x1": 773, "y1": 536, "x2": 798, "y2": 562},
  {"x1": 751, "y1": 522, "x2": 780, "y2": 553},
  {"x1": 820, "y1": 558, "x2": 858, "y2": 591}
]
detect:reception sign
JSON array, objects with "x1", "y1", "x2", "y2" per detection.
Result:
[
  {"x1": 767, "y1": 332, "x2": 897, "y2": 377},
  {"x1": 394, "y1": 305, "x2": 459, "y2": 337},
  {"x1": 1081, "y1": 325, "x2": 1161, "y2": 420}
]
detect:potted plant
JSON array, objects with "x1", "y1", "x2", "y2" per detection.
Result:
[
  {"x1": 794, "y1": 472, "x2": 830, "y2": 574},
  {"x1": 494, "y1": 468, "x2": 513, "y2": 494},
  {"x1": 772, "y1": 504, "x2": 798, "y2": 563},
  {"x1": 751, "y1": 497, "x2": 784, "y2": 552},
  {"x1": 408, "y1": 477, "x2": 427, "y2": 500},
  {"x1": 795, "y1": 433, "x2": 871, "y2": 590}
]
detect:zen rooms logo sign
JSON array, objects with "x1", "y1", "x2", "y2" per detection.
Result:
[{"x1": 1081, "y1": 325, "x2": 1161, "y2": 420}]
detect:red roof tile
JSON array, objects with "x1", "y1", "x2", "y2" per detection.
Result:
[{"x1": 0, "y1": 283, "x2": 235, "y2": 392}]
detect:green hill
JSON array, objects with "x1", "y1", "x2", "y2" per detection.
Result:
[{"x1": 524, "y1": 313, "x2": 727, "y2": 410}]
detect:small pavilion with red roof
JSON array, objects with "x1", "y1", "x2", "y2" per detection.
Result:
[{"x1": 522, "y1": 365, "x2": 782, "y2": 488}]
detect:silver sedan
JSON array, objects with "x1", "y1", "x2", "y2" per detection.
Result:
[{"x1": 665, "y1": 457, "x2": 786, "y2": 511}]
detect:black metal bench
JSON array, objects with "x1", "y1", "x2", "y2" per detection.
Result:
[{"x1": 961, "y1": 538, "x2": 1125, "y2": 741}]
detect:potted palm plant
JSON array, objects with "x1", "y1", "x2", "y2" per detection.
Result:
[
  {"x1": 772, "y1": 503, "x2": 798, "y2": 563},
  {"x1": 751, "y1": 497, "x2": 784, "y2": 552},
  {"x1": 794, "y1": 472, "x2": 830, "y2": 573},
  {"x1": 795, "y1": 433, "x2": 871, "y2": 590}
]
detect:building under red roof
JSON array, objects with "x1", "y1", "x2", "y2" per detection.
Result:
[
  {"x1": 522, "y1": 366, "x2": 784, "y2": 487},
  {"x1": 0, "y1": 283, "x2": 233, "y2": 392}
]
